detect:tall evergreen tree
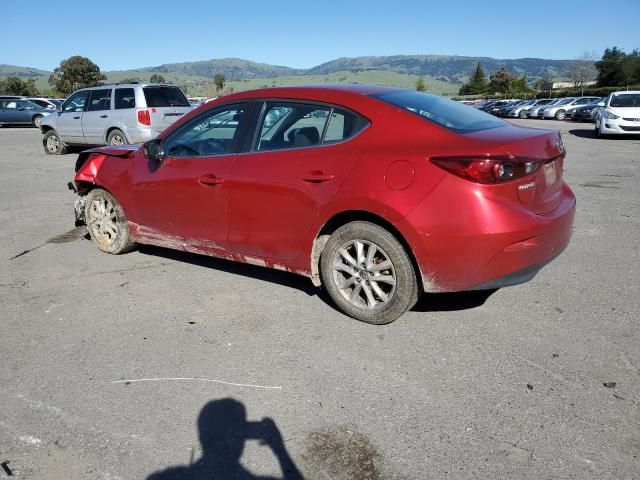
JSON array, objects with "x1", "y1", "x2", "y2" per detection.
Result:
[
  {"x1": 596, "y1": 47, "x2": 627, "y2": 86},
  {"x1": 459, "y1": 62, "x2": 487, "y2": 95},
  {"x1": 415, "y1": 76, "x2": 426, "y2": 92}
]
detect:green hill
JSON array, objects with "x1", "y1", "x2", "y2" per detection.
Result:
[{"x1": 1, "y1": 54, "x2": 573, "y2": 96}]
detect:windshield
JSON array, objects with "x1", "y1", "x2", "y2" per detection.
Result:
[
  {"x1": 610, "y1": 94, "x2": 640, "y2": 108},
  {"x1": 371, "y1": 91, "x2": 506, "y2": 133},
  {"x1": 556, "y1": 98, "x2": 575, "y2": 106},
  {"x1": 536, "y1": 99, "x2": 553, "y2": 105},
  {"x1": 143, "y1": 86, "x2": 190, "y2": 107}
]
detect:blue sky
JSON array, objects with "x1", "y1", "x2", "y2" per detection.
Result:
[{"x1": 1, "y1": 0, "x2": 638, "y2": 71}]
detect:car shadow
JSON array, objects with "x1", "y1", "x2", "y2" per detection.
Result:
[
  {"x1": 411, "y1": 289, "x2": 498, "y2": 312},
  {"x1": 137, "y1": 245, "x2": 319, "y2": 297},
  {"x1": 568, "y1": 128, "x2": 597, "y2": 139},
  {"x1": 146, "y1": 398, "x2": 303, "y2": 480},
  {"x1": 569, "y1": 128, "x2": 640, "y2": 140},
  {"x1": 138, "y1": 244, "x2": 496, "y2": 314}
]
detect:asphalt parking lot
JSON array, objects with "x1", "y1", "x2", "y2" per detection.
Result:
[{"x1": 1, "y1": 120, "x2": 639, "y2": 479}]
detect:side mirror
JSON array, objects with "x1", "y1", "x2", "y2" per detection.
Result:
[
  {"x1": 144, "y1": 138, "x2": 165, "y2": 161},
  {"x1": 18, "y1": 107, "x2": 25, "y2": 111},
  {"x1": 56, "y1": 106, "x2": 62, "y2": 113}
]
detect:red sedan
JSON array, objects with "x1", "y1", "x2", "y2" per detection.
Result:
[{"x1": 72, "y1": 85, "x2": 576, "y2": 324}]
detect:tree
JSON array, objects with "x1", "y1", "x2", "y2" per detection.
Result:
[
  {"x1": 150, "y1": 73, "x2": 166, "y2": 83},
  {"x1": 488, "y1": 66, "x2": 517, "y2": 94},
  {"x1": 459, "y1": 62, "x2": 487, "y2": 95},
  {"x1": 213, "y1": 74, "x2": 225, "y2": 92},
  {"x1": 620, "y1": 49, "x2": 640, "y2": 85},
  {"x1": 48, "y1": 56, "x2": 106, "y2": 96},
  {"x1": 596, "y1": 47, "x2": 627, "y2": 87},
  {"x1": 415, "y1": 76, "x2": 426, "y2": 92},
  {"x1": 0, "y1": 76, "x2": 39, "y2": 96},
  {"x1": 565, "y1": 51, "x2": 598, "y2": 94},
  {"x1": 121, "y1": 77, "x2": 140, "y2": 83}
]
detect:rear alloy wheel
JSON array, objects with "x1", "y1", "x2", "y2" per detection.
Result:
[
  {"x1": 107, "y1": 129, "x2": 127, "y2": 146},
  {"x1": 518, "y1": 110, "x2": 528, "y2": 119},
  {"x1": 85, "y1": 188, "x2": 136, "y2": 254},
  {"x1": 32, "y1": 115, "x2": 43, "y2": 128},
  {"x1": 555, "y1": 110, "x2": 566, "y2": 120},
  {"x1": 320, "y1": 221, "x2": 418, "y2": 324},
  {"x1": 43, "y1": 130, "x2": 68, "y2": 155}
]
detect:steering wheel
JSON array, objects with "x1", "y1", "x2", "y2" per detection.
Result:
[{"x1": 201, "y1": 138, "x2": 225, "y2": 155}]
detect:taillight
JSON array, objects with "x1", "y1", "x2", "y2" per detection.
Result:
[
  {"x1": 137, "y1": 109, "x2": 151, "y2": 126},
  {"x1": 431, "y1": 156, "x2": 543, "y2": 184}
]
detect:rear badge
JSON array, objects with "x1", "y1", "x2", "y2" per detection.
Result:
[{"x1": 518, "y1": 181, "x2": 535, "y2": 191}]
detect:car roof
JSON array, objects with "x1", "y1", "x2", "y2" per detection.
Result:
[{"x1": 218, "y1": 84, "x2": 399, "y2": 103}]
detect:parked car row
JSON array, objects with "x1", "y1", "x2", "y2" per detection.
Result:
[{"x1": 472, "y1": 91, "x2": 640, "y2": 136}]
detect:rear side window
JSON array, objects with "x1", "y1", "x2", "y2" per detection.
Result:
[
  {"x1": 371, "y1": 91, "x2": 506, "y2": 133},
  {"x1": 323, "y1": 109, "x2": 369, "y2": 144},
  {"x1": 255, "y1": 102, "x2": 369, "y2": 152},
  {"x1": 87, "y1": 89, "x2": 112, "y2": 111},
  {"x1": 143, "y1": 86, "x2": 189, "y2": 107},
  {"x1": 115, "y1": 88, "x2": 136, "y2": 109}
]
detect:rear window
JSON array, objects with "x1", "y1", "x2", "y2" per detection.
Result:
[
  {"x1": 371, "y1": 91, "x2": 506, "y2": 133},
  {"x1": 143, "y1": 86, "x2": 189, "y2": 107},
  {"x1": 610, "y1": 94, "x2": 640, "y2": 108}
]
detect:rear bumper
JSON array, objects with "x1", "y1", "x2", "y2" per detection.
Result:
[
  {"x1": 402, "y1": 182, "x2": 576, "y2": 293},
  {"x1": 124, "y1": 127, "x2": 159, "y2": 144}
]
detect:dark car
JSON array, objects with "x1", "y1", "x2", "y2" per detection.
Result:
[
  {"x1": 571, "y1": 98, "x2": 605, "y2": 122},
  {"x1": 70, "y1": 85, "x2": 575, "y2": 324},
  {"x1": 0, "y1": 99, "x2": 53, "y2": 127}
]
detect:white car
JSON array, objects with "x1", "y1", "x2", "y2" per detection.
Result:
[{"x1": 595, "y1": 91, "x2": 640, "y2": 137}]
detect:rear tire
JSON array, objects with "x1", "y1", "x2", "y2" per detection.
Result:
[
  {"x1": 43, "y1": 130, "x2": 68, "y2": 155},
  {"x1": 32, "y1": 115, "x2": 43, "y2": 128},
  {"x1": 84, "y1": 188, "x2": 136, "y2": 254},
  {"x1": 320, "y1": 221, "x2": 418, "y2": 325},
  {"x1": 518, "y1": 110, "x2": 527, "y2": 119},
  {"x1": 107, "y1": 129, "x2": 127, "y2": 146}
]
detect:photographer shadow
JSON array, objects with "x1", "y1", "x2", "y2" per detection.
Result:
[{"x1": 147, "y1": 398, "x2": 303, "y2": 480}]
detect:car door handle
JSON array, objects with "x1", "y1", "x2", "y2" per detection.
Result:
[
  {"x1": 302, "y1": 172, "x2": 335, "y2": 183},
  {"x1": 100, "y1": 114, "x2": 108, "y2": 118},
  {"x1": 199, "y1": 175, "x2": 225, "y2": 186},
  {"x1": 73, "y1": 116, "x2": 80, "y2": 119}
]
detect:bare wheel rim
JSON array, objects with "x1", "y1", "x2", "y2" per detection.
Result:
[
  {"x1": 110, "y1": 134, "x2": 124, "y2": 145},
  {"x1": 332, "y1": 239, "x2": 397, "y2": 310},
  {"x1": 46, "y1": 135, "x2": 59, "y2": 153},
  {"x1": 87, "y1": 196, "x2": 119, "y2": 246}
]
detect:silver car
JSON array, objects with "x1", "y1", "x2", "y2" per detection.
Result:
[
  {"x1": 40, "y1": 83, "x2": 191, "y2": 155},
  {"x1": 505, "y1": 98, "x2": 554, "y2": 118},
  {"x1": 527, "y1": 98, "x2": 563, "y2": 118},
  {"x1": 540, "y1": 97, "x2": 599, "y2": 120}
]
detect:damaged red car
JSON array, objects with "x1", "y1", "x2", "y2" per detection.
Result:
[{"x1": 71, "y1": 85, "x2": 575, "y2": 324}]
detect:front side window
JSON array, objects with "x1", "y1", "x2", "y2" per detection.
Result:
[
  {"x1": 164, "y1": 104, "x2": 248, "y2": 157},
  {"x1": 87, "y1": 89, "x2": 112, "y2": 111},
  {"x1": 115, "y1": 88, "x2": 136, "y2": 109},
  {"x1": 143, "y1": 86, "x2": 189, "y2": 107},
  {"x1": 16, "y1": 100, "x2": 40, "y2": 110},
  {"x1": 62, "y1": 91, "x2": 90, "y2": 112},
  {"x1": 371, "y1": 91, "x2": 506, "y2": 133}
]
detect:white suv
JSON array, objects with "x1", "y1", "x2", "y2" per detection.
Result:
[
  {"x1": 41, "y1": 83, "x2": 191, "y2": 154},
  {"x1": 595, "y1": 91, "x2": 640, "y2": 137}
]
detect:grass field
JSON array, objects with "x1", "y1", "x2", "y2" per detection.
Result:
[{"x1": 12, "y1": 69, "x2": 460, "y2": 97}]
